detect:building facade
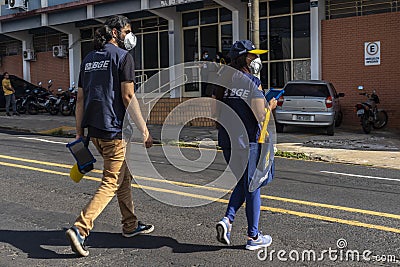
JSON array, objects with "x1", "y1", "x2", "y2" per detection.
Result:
[{"x1": 0, "y1": 0, "x2": 399, "y2": 130}]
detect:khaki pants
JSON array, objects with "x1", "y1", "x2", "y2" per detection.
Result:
[{"x1": 74, "y1": 138, "x2": 137, "y2": 237}]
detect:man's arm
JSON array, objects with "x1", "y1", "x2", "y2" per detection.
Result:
[
  {"x1": 121, "y1": 81, "x2": 153, "y2": 148},
  {"x1": 75, "y1": 87, "x2": 85, "y2": 139}
]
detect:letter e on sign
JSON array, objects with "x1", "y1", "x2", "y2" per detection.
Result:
[{"x1": 364, "y1": 41, "x2": 380, "y2": 66}]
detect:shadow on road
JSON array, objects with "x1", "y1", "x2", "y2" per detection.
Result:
[{"x1": 0, "y1": 229, "x2": 243, "y2": 259}]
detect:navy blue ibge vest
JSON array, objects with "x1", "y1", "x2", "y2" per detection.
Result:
[{"x1": 79, "y1": 43, "x2": 130, "y2": 139}]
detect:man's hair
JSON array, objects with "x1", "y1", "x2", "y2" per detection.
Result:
[
  {"x1": 94, "y1": 15, "x2": 131, "y2": 51},
  {"x1": 3, "y1": 72, "x2": 8, "y2": 76}
]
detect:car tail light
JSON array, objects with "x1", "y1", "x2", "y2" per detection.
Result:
[
  {"x1": 277, "y1": 96, "x2": 284, "y2": 107},
  {"x1": 325, "y1": 96, "x2": 333, "y2": 108}
]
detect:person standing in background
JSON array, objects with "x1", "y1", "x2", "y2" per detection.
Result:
[{"x1": 2, "y1": 72, "x2": 19, "y2": 116}]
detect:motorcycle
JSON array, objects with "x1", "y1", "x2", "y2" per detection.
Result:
[
  {"x1": 16, "y1": 93, "x2": 28, "y2": 114},
  {"x1": 355, "y1": 86, "x2": 388, "y2": 134},
  {"x1": 27, "y1": 80, "x2": 59, "y2": 115},
  {"x1": 60, "y1": 82, "x2": 77, "y2": 116}
]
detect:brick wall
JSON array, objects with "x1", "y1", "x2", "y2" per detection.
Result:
[
  {"x1": 30, "y1": 52, "x2": 70, "y2": 92},
  {"x1": 1, "y1": 52, "x2": 69, "y2": 93},
  {"x1": 0, "y1": 55, "x2": 23, "y2": 77},
  {"x1": 146, "y1": 97, "x2": 215, "y2": 127},
  {"x1": 322, "y1": 12, "x2": 400, "y2": 131}
]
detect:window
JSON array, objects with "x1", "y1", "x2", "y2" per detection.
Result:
[
  {"x1": 221, "y1": 24, "x2": 232, "y2": 57},
  {"x1": 293, "y1": 0, "x2": 310, "y2": 12},
  {"x1": 200, "y1": 25, "x2": 218, "y2": 59},
  {"x1": 160, "y1": 31, "x2": 169, "y2": 68},
  {"x1": 182, "y1": 12, "x2": 199, "y2": 27},
  {"x1": 269, "y1": 0, "x2": 290, "y2": 16},
  {"x1": 258, "y1": 0, "x2": 311, "y2": 89},
  {"x1": 269, "y1": 16, "x2": 291, "y2": 60},
  {"x1": 293, "y1": 14, "x2": 310, "y2": 58},
  {"x1": 201, "y1": 9, "x2": 218, "y2": 24},
  {"x1": 184, "y1": 29, "x2": 198, "y2": 62},
  {"x1": 270, "y1": 62, "x2": 291, "y2": 88},
  {"x1": 284, "y1": 84, "x2": 330, "y2": 97},
  {"x1": 220, "y1": 8, "x2": 232, "y2": 22}
]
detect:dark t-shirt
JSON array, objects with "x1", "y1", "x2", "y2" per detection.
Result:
[
  {"x1": 214, "y1": 72, "x2": 264, "y2": 149},
  {"x1": 78, "y1": 43, "x2": 135, "y2": 139}
]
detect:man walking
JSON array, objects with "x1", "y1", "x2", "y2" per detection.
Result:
[{"x1": 66, "y1": 15, "x2": 153, "y2": 257}]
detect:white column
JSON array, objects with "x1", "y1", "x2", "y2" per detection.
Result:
[
  {"x1": 150, "y1": 7, "x2": 182, "y2": 98},
  {"x1": 4, "y1": 32, "x2": 33, "y2": 82},
  {"x1": 141, "y1": 0, "x2": 149, "y2": 10},
  {"x1": 50, "y1": 24, "x2": 81, "y2": 87},
  {"x1": 310, "y1": 0, "x2": 325, "y2": 80}
]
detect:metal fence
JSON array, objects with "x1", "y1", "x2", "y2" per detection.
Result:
[{"x1": 326, "y1": 0, "x2": 399, "y2": 19}]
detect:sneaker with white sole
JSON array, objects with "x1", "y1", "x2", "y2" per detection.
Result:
[
  {"x1": 246, "y1": 233, "x2": 272, "y2": 250},
  {"x1": 216, "y1": 217, "x2": 232, "y2": 245},
  {"x1": 122, "y1": 221, "x2": 154, "y2": 237},
  {"x1": 65, "y1": 226, "x2": 89, "y2": 257}
]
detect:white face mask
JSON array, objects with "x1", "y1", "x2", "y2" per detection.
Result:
[
  {"x1": 124, "y1": 32, "x2": 137, "y2": 51},
  {"x1": 250, "y1": 57, "x2": 262, "y2": 76}
]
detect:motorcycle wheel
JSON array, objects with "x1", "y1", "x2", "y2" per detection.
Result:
[
  {"x1": 361, "y1": 115, "x2": 372, "y2": 134},
  {"x1": 27, "y1": 101, "x2": 39, "y2": 115},
  {"x1": 49, "y1": 105, "x2": 59, "y2": 115},
  {"x1": 372, "y1": 110, "x2": 388, "y2": 129},
  {"x1": 60, "y1": 101, "x2": 72, "y2": 116},
  {"x1": 16, "y1": 104, "x2": 26, "y2": 114}
]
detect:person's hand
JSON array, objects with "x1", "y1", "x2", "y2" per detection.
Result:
[
  {"x1": 269, "y1": 98, "x2": 278, "y2": 110},
  {"x1": 143, "y1": 132, "x2": 153, "y2": 148}
]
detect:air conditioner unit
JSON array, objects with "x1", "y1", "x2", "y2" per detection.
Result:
[
  {"x1": 53, "y1": 45, "x2": 67, "y2": 58},
  {"x1": 23, "y1": 49, "x2": 35, "y2": 61},
  {"x1": 8, "y1": 0, "x2": 27, "y2": 9}
]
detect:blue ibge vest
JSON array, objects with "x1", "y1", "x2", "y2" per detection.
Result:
[{"x1": 79, "y1": 43, "x2": 132, "y2": 139}]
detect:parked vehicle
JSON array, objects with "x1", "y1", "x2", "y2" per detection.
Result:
[
  {"x1": 60, "y1": 82, "x2": 77, "y2": 116},
  {"x1": 16, "y1": 92, "x2": 29, "y2": 114},
  {"x1": 274, "y1": 80, "x2": 345, "y2": 136},
  {"x1": 26, "y1": 80, "x2": 59, "y2": 115},
  {"x1": 355, "y1": 86, "x2": 388, "y2": 134},
  {"x1": 0, "y1": 73, "x2": 42, "y2": 110}
]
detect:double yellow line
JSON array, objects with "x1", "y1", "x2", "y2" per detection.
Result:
[{"x1": 0, "y1": 154, "x2": 399, "y2": 234}]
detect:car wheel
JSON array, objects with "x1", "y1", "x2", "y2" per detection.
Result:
[
  {"x1": 327, "y1": 122, "x2": 335, "y2": 136},
  {"x1": 335, "y1": 111, "x2": 343, "y2": 127},
  {"x1": 275, "y1": 122, "x2": 284, "y2": 133}
]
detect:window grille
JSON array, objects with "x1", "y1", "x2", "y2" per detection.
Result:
[{"x1": 326, "y1": 0, "x2": 399, "y2": 19}]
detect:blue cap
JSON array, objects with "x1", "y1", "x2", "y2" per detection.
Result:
[{"x1": 228, "y1": 40, "x2": 268, "y2": 60}]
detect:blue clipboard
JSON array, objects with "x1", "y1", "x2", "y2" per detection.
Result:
[{"x1": 265, "y1": 89, "x2": 285, "y2": 102}]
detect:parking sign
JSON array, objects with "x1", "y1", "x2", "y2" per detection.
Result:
[{"x1": 365, "y1": 41, "x2": 381, "y2": 66}]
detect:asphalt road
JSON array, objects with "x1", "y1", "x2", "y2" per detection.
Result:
[{"x1": 0, "y1": 132, "x2": 399, "y2": 266}]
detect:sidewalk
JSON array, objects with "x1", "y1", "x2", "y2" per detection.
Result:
[{"x1": 0, "y1": 112, "x2": 399, "y2": 170}]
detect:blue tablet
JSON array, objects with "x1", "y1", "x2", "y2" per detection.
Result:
[
  {"x1": 265, "y1": 89, "x2": 285, "y2": 102},
  {"x1": 66, "y1": 138, "x2": 96, "y2": 171}
]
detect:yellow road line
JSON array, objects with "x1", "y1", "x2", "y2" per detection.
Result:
[
  {"x1": 1, "y1": 154, "x2": 400, "y2": 220},
  {"x1": 38, "y1": 126, "x2": 75, "y2": 135},
  {"x1": 0, "y1": 160, "x2": 400, "y2": 234}
]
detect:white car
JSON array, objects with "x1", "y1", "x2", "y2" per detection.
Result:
[{"x1": 274, "y1": 80, "x2": 345, "y2": 136}]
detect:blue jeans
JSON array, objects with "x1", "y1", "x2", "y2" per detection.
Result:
[
  {"x1": 222, "y1": 143, "x2": 261, "y2": 237},
  {"x1": 5, "y1": 94, "x2": 16, "y2": 114}
]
